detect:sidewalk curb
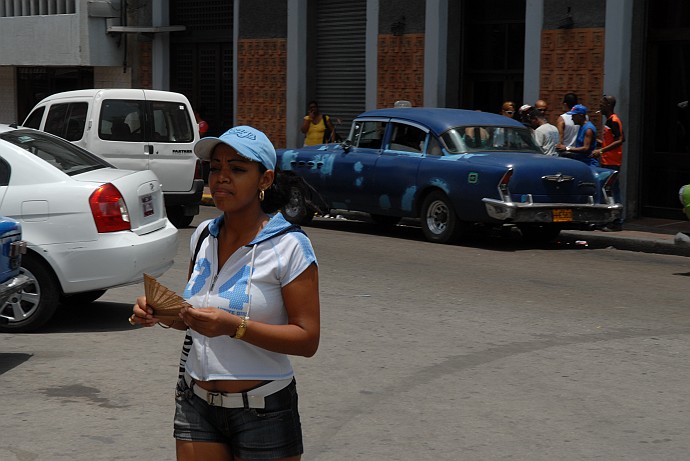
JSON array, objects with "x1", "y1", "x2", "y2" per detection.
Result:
[
  {"x1": 201, "y1": 193, "x2": 214, "y2": 206},
  {"x1": 561, "y1": 230, "x2": 690, "y2": 257}
]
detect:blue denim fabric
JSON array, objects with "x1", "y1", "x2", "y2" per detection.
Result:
[{"x1": 174, "y1": 377, "x2": 303, "y2": 459}]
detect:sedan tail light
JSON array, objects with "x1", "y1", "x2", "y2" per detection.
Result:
[
  {"x1": 602, "y1": 170, "x2": 619, "y2": 204},
  {"x1": 498, "y1": 168, "x2": 514, "y2": 201},
  {"x1": 89, "y1": 183, "x2": 131, "y2": 233}
]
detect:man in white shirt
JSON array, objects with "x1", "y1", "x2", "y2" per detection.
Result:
[
  {"x1": 526, "y1": 107, "x2": 559, "y2": 155},
  {"x1": 556, "y1": 93, "x2": 579, "y2": 149}
]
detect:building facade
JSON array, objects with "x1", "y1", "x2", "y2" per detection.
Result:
[{"x1": 0, "y1": 0, "x2": 687, "y2": 220}]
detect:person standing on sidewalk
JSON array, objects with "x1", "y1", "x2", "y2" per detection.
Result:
[
  {"x1": 556, "y1": 93, "x2": 580, "y2": 149},
  {"x1": 593, "y1": 95, "x2": 625, "y2": 231},
  {"x1": 556, "y1": 104, "x2": 598, "y2": 166}
]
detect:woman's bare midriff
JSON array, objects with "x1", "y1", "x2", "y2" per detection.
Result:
[{"x1": 194, "y1": 379, "x2": 266, "y2": 394}]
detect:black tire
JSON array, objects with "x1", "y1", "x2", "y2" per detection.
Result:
[
  {"x1": 0, "y1": 253, "x2": 61, "y2": 333},
  {"x1": 167, "y1": 207, "x2": 195, "y2": 228},
  {"x1": 420, "y1": 191, "x2": 462, "y2": 243},
  {"x1": 519, "y1": 224, "x2": 561, "y2": 243},
  {"x1": 282, "y1": 185, "x2": 314, "y2": 225},
  {"x1": 370, "y1": 214, "x2": 401, "y2": 227},
  {"x1": 60, "y1": 289, "x2": 107, "y2": 306}
]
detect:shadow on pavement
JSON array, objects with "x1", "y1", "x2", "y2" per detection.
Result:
[
  {"x1": 0, "y1": 352, "x2": 32, "y2": 375},
  {"x1": 38, "y1": 301, "x2": 137, "y2": 334},
  {"x1": 305, "y1": 216, "x2": 606, "y2": 253}
]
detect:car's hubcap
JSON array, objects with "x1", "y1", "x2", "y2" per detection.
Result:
[
  {"x1": 426, "y1": 200, "x2": 449, "y2": 234},
  {"x1": 0, "y1": 267, "x2": 40, "y2": 323}
]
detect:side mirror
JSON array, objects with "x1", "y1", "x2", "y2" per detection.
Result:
[{"x1": 341, "y1": 139, "x2": 353, "y2": 152}]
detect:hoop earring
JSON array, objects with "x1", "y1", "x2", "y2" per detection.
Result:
[{"x1": 259, "y1": 189, "x2": 265, "y2": 202}]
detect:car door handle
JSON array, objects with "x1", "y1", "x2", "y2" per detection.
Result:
[{"x1": 145, "y1": 145, "x2": 153, "y2": 155}]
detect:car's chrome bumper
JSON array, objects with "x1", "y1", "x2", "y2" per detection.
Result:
[
  {"x1": 0, "y1": 274, "x2": 30, "y2": 306},
  {"x1": 482, "y1": 198, "x2": 623, "y2": 224}
]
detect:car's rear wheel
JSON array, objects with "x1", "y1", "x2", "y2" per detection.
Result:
[
  {"x1": 0, "y1": 253, "x2": 60, "y2": 333},
  {"x1": 519, "y1": 224, "x2": 561, "y2": 243},
  {"x1": 282, "y1": 185, "x2": 314, "y2": 225},
  {"x1": 420, "y1": 191, "x2": 463, "y2": 243},
  {"x1": 61, "y1": 289, "x2": 107, "y2": 306}
]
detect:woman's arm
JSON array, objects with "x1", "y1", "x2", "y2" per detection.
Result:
[{"x1": 301, "y1": 116, "x2": 312, "y2": 134}]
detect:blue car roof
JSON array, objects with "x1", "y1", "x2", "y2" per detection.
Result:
[{"x1": 357, "y1": 107, "x2": 525, "y2": 135}]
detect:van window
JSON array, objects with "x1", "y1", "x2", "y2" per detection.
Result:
[
  {"x1": 23, "y1": 107, "x2": 45, "y2": 129},
  {"x1": 99, "y1": 100, "x2": 145, "y2": 142},
  {"x1": 34, "y1": 103, "x2": 87, "y2": 141},
  {"x1": 150, "y1": 101, "x2": 194, "y2": 143}
]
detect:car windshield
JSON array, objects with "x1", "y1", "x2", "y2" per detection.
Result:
[
  {"x1": 0, "y1": 130, "x2": 112, "y2": 176},
  {"x1": 442, "y1": 126, "x2": 541, "y2": 153}
]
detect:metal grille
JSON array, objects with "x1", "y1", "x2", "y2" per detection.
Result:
[
  {"x1": 170, "y1": 0, "x2": 232, "y2": 32},
  {"x1": 315, "y1": 0, "x2": 367, "y2": 136}
]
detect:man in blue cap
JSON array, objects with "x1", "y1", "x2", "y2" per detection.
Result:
[{"x1": 556, "y1": 104, "x2": 599, "y2": 166}]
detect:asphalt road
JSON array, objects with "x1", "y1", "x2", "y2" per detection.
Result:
[{"x1": 2, "y1": 206, "x2": 689, "y2": 460}]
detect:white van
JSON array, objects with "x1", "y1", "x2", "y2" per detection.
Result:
[{"x1": 23, "y1": 89, "x2": 204, "y2": 228}]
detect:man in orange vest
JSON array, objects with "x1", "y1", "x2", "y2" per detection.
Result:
[{"x1": 593, "y1": 95, "x2": 625, "y2": 231}]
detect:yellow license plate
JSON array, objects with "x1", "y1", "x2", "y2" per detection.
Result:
[{"x1": 552, "y1": 209, "x2": 572, "y2": 222}]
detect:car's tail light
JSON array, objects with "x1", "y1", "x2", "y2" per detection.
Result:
[
  {"x1": 89, "y1": 183, "x2": 131, "y2": 233},
  {"x1": 498, "y1": 168, "x2": 514, "y2": 201},
  {"x1": 602, "y1": 170, "x2": 619, "y2": 204}
]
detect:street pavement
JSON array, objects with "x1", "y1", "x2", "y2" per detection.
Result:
[{"x1": 203, "y1": 186, "x2": 690, "y2": 257}]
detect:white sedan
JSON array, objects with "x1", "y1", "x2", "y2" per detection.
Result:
[{"x1": 0, "y1": 125, "x2": 178, "y2": 332}]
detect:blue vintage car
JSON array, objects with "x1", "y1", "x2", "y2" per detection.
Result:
[
  {"x1": 0, "y1": 216, "x2": 28, "y2": 315},
  {"x1": 277, "y1": 107, "x2": 622, "y2": 243}
]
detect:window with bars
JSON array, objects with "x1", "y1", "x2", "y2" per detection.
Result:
[{"x1": 0, "y1": 0, "x2": 76, "y2": 17}]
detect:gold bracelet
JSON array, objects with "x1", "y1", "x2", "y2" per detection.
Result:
[{"x1": 232, "y1": 318, "x2": 248, "y2": 339}]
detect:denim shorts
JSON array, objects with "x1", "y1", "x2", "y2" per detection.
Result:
[{"x1": 173, "y1": 376, "x2": 303, "y2": 459}]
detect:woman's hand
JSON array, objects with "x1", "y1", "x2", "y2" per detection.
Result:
[
  {"x1": 130, "y1": 296, "x2": 159, "y2": 328},
  {"x1": 180, "y1": 306, "x2": 239, "y2": 337}
]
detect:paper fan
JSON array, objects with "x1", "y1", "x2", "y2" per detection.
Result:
[{"x1": 143, "y1": 273, "x2": 192, "y2": 320}]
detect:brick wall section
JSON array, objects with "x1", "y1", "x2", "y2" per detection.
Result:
[
  {"x1": 236, "y1": 38, "x2": 287, "y2": 148},
  {"x1": 138, "y1": 41, "x2": 153, "y2": 89},
  {"x1": 94, "y1": 67, "x2": 132, "y2": 88},
  {"x1": 377, "y1": 34, "x2": 424, "y2": 108},
  {"x1": 540, "y1": 28, "x2": 604, "y2": 128}
]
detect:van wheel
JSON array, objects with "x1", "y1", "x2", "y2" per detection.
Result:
[
  {"x1": 0, "y1": 253, "x2": 60, "y2": 333},
  {"x1": 167, "y1": 207, "x2": 194, "y2": 228}
]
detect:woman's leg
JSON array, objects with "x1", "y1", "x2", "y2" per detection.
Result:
[{"x1": 177, "y1": 440, "x2": 234, "y2": 461}]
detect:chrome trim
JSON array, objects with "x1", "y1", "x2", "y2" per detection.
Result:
[
  {"x1": 542, "y1": 173, "x2": 574, "y2": 183},
  {"x1": 482, "y1": 198, "x2": 623, "y2": 224}
]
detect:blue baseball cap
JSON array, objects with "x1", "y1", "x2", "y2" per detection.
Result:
[
  {"x1": 194, "y1": 126, "x2": 276, "y2": 170},
  {"x1": 567, "y1": 104, "x2": 588, "y2": 116}
]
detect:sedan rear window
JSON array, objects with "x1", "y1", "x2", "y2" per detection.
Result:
[
  {"x1": 442, "y1": 126, "x2": 541, "y2": 153},
  {"x1": 0, "y1": 130, "x2": 111, "y2": 176}
]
